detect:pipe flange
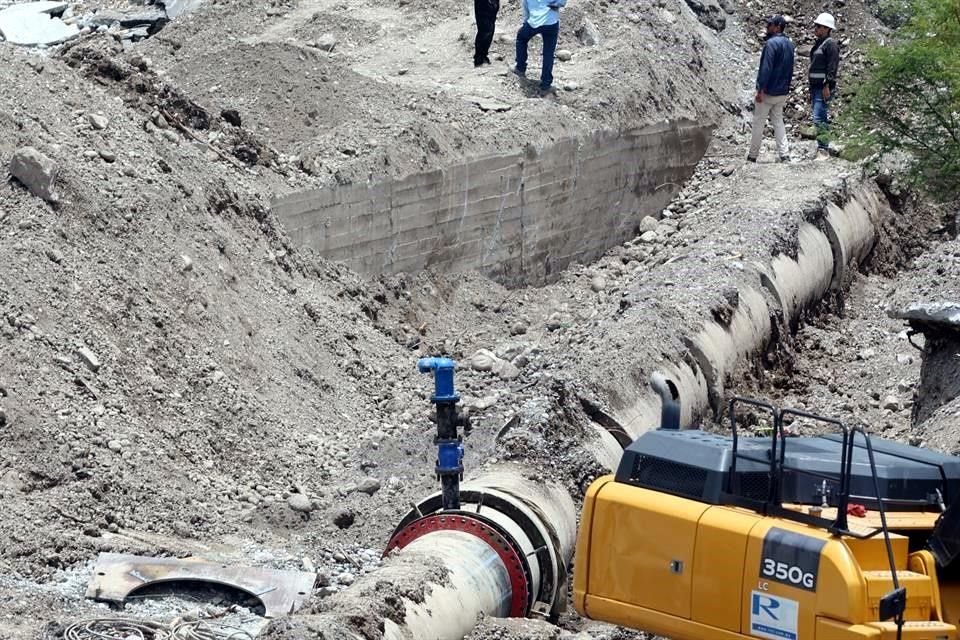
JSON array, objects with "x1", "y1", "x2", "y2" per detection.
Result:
[
  {"x1": 385, "y1": 513, "x2": 530, "y2": 618},
  {"x1": 396, "y1": 490, "x2": 559, "y2": 613}
]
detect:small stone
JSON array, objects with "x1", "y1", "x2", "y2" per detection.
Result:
[
  {"x1": 88, "y1": 114, "x2": 109, "y2": 130},
  {"x1": 9, "y1": 147, "x2": 59, "y2": 202},
  {"x1": 546, "y1": 318, "x2": 563, "y2": 331},
  {"x1": 98, "y1": 148, "x2": 117, "y2": 163},
  {"x1": 337, "y1": 572, "x2": 355, "y2": 586},
  {"x1": 355, "y1": 477, "x2": 381, "y2": 496},
  {"x1": 302, "y1": 557, "x2": 316, "y2": 573},
  {"x1": 590, "y1": 275, "x2": 607, "y2": 292},
  {"x1": 315, "y1": 33, "x2": 337, "y2": 51},
  {"x1": 471, "y1": 349, "x2": 499, "y2": 371},
  {"x1": 107, "y1": 440, "x2": 123, "y2": 453},
  {"x1": 882, "y1": 396, "x2": 901, "y2": 411},
  {"x1": 896, "y1": 353, "x2": 914, "y2": 365},
  {"x1": 180, "y1": 255, "x2": 194, "y2": 272},
  {"x1": 722, "y1": 165, "x2": 736, "y2": 176},
  {"x1": 473, "y1": 395, "x2": 498, "y2": 410},
  {"x1": 76, "y1": 347, "x2": 101, "y2": 373},
  {"x1": 555, "y1": 49, "x2": 572, "y2": 62},
  {"x1": 287, "y1": 493, "x2": 314, "y2": 513},
  {"x1": 858, "y1": 348, "x2": 876, "y2": 360},
  {"x1": 397, "y1": 68, "x2": 409, "y2": 76},
  {"x1": 495, "y1": 360, "x2": 521, "y2": 381},
  {"x1": 639, "y1": 216, "x2": 659, "y2": 233},
  {"x1": 576, "y1": 18, "x2": 600, "y2": 46},
  {"x1": 897, "y1": 380, "x2": 913, "y2": 393},
  {"x1": 333, "y1": 509, "x2": 355, "y2": 529},
  {"x1": 46, "y1": 248, "x2": 64, "y2": 264},
  {"x1": 509, "y1": 321, "x2": 528, "y2": 336},
  {"x1": 562, "y1": 82, "x2": 580, "y2": 91},
  {"x1": 0, "y1": 407, "x2": 6, "y2": 427},
  {"x1": 83, "y1": 525, "x2": 102, "y2": 537},
  {"x1": 639, "y1": 230, "x2": 659, "y2": 243}
]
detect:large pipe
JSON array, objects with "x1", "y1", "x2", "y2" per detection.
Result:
[{"x1": 277, "y1": 466, "x2": 585, "y2": 640}]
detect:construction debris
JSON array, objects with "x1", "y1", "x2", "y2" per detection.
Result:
[
  {"x1": 0, "y1": 1, "x2": 79, "y2": 46},
  {"x1": 85, "y1": 553, "x2": 317, "y2": 619}
]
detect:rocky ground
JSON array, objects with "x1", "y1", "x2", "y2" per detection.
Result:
[{"x1": 1, "y1": 0, "x2": 959, "y2": 639}]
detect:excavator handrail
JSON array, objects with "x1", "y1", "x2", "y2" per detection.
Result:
[
  {"x1": 724, "y1": 398, "x2": 895, "y2": 540},
  {"x1": 727, "y1": 397, "x2": 780, "y2": 511},
  {"x1": 847, "y1": 425, "x2": 905, "y2": 639},
  {"x1": 778, "y1": 407, "x2": 851, "y2": 530}
]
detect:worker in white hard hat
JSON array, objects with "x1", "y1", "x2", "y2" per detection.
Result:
[{"x1": 809, "y1": 13, "x2": 840, "y2": 159}]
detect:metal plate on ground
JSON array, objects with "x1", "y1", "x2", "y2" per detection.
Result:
[{"x1": 85, "y1": 552, "x2": 316, "y2": 618}]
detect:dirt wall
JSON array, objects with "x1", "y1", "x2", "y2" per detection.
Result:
[{"x1": 271, "y1": 120, "x2": 713, "y2": 287}]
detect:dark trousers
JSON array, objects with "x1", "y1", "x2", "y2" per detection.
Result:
[
  {"x1": 516, "y1": 21, "x2": 559, "y2": 89},
  {"x1": 474, "y1": 0, "x2": 499, "y2": 65}
]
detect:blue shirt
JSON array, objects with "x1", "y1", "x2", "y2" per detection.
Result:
[
  {"x1": 524, "y1": 0, "x2": 566, "y2": 28},
  {"x1": 755, "y1": 32, "x2": 795, "y2": 96}
]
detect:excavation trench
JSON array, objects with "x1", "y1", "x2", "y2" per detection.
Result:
[{"x1": 261, "y1": 164, "x2": 911, "y2": 640}]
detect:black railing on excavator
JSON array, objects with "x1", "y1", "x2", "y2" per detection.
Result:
[{"x1": 725, "y1": 398, "x2": 906, "y2": 637}]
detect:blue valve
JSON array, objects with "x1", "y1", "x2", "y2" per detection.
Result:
[
  {"x1": 417, "y1": 357, "x2": 459, "y2": 403},
  {"x1": 417, "y1": 357, "x2": 469, "y2": 510}
]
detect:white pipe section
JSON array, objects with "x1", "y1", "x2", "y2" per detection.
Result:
[{"x1": 383, "y1": 532, "x2": 512, "y2": 640}]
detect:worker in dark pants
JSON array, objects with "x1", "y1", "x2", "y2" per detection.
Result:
[
  {"x1": 512, "y1": 0, "x2": 567, "y2": 95},
  {"x1": 809, "y1": 12, "x2": 840, "y2": 159},
  {"x1": 474, "y1": 0, "x2": 499, "y2": 67}
]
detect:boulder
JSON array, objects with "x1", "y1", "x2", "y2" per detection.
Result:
[
  {"x1": 9, "y1": 147, "x2": 59, "y2": 203},
  {"x1": 684, "y1": 0, "x2": 726, "y2": 30}
]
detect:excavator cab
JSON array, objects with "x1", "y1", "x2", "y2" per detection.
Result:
[{"x1": 573, "y1": 395, "x2": 960, "y2": 639}]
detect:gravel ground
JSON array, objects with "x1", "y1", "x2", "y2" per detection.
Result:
[{"x1": 1, "y1": 0, "x2": 958, "y2": 638}]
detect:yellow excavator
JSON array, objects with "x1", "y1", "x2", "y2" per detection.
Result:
[{"x1": 573, "y1": 391, "x2": 960, "y2": 640}]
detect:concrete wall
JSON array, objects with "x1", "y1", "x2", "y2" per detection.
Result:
[{"x1": 271, "y1": 120, "x2": 713, "y2": 286}]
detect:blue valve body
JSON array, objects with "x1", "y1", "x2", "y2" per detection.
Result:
[
  {"x1": 417, "y1": 357, "x2": 466, "y2": 509},
  {"x1": 437, "y1": 441, "x2": 464, "y2": 474},
  {"x1": 417, "y1": 357, "x2": 459, "y2": 403}
]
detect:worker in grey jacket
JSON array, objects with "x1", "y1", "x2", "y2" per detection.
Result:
[{"x1": 809, "y1": 13, "x2": 840, "y2": 158}]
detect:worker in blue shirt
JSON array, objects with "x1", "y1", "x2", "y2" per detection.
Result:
[
  {"x1": 512, "y1": 0, "x2": 567, "y2": 95},
  {"x1": 747, "y1": 15, "x2": 795, "y2": 163}
]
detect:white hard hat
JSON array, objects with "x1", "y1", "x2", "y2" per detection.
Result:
[{"x1": 814, "y1": 12, "x2": 836, "y2": 30}]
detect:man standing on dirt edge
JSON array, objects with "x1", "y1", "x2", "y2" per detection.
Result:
[
  {"x1": 809, "y1": 13, "x2": 840, "y2": 159},
  {"x1": 474, "y1": 0, "x2": 499, "y2": 67},
  {"x1": 747, "y1": 15, "x2": 795, "y2": 163},
  {"x1": 512, "y1": 0, "x2": 567, "y2": 96}
]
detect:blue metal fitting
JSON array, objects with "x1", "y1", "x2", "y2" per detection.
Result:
[
  {"x1": 436, "y1": 441, "x2": 464, "y2": 475},
  {"x1": 417, "y1": 357, "x2": 459, "y2": 403}
]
